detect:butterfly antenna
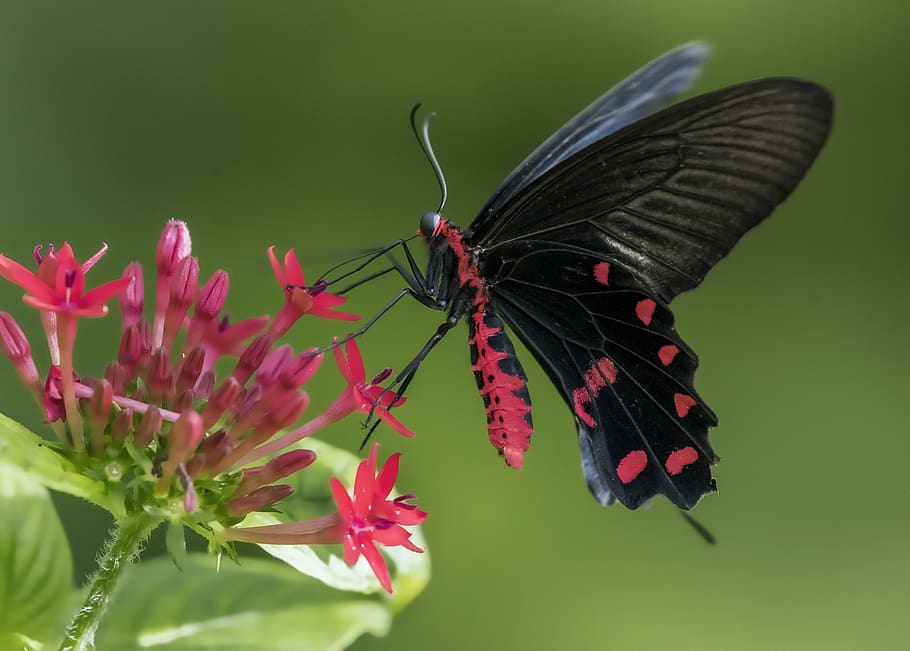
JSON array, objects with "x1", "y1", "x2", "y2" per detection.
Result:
[
  {"x1": 678, "y1": 509, "x2": 717, "y2": 545},
  {"x1": 410, "y1": 103, "x2": 448, "y2": 213}
]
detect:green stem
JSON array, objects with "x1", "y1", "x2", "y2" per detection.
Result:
[{"x1": 58, "y1": 514, "x2": 161, "y2": 651}]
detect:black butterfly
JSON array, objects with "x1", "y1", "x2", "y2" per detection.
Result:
[{"x1": 344, "y1": 43, "x2": 833, "y2": 510}]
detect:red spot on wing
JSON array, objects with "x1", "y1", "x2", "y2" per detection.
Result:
[
  {"x1": 674, "y1": 393, "x2": 697, "y2": 418},
  {"x1": 658, "y1": 345, "x2": 680, "y2": 366},
  {"x1": 617, "y1": 450, "x2": 648, "y2": 484},
  {"x1": 586, "y1": 358, "x2": 617, "y2": 391},
  {"x1": 573, "y1": 388, "x2": 596, "y2": 427},
  {"x1": 572, "y1": 357, "x2": 618, "y2": 427},
  {"x1": 665, "y1": 447, "x2": 699, "y2": 475},
  {"x1": 593, "y1": 261, "x2": 611, "y2": 286},
  {"x1": 635, "y1": 299, "x2": 656, "y2": 326}
]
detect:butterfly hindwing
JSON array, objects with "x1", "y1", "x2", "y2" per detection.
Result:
[{"x1": 486, "y1": 245, "x2": 717, "y2": 509}]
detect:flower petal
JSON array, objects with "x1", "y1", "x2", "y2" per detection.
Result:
[
  {"x1": 360, "y1": 539, "x2": 392, "y2": 593},
  {"x1": 308, "y1": 306, "x2": 361, "y2": 322},
  {"x1": 281, "y1": 249, "x2": 306, "y2": 286},
  {"x1": 374, "y1": 452, "x2": 400, "y2": 499},
  {"x1": 344, "y1": 339, "x2": 366, "y2": 384},
  {"x1": 267, "y1": 246, "x2": 286, "y2": 286},
  {"x1": 351, "y1": 444, "x2": 378, "y2": 518},
  {"x1": 342, "y1": 530, "x2": 361, "y2": 566},
  {"x1": 375, "y1": 407, "x2": 416, "y2": 438},
  {"x1": 0, "y1": 255, "x2": 56, "y2": 301},
  {"x1": 329, "y1": 477, "x2": 354, "y2": 521},
  {"x1": 81, "y1": 276, "x2": 132, "y2": 309},
  {"x1": 372, "y1": 523, "x2": 416, "y2": 548},
  {"x1": 333, "y1": 339, "x2": 355, "y2": 385},
  {"x1": 366, "y1": 384, "x2": 407, "y2": 408}
]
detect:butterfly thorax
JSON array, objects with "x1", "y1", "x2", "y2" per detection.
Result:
[{"x1": 432, "y1": 218, "x2": 534, "y2": 469}]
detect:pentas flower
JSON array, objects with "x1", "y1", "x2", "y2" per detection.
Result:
[
  {"x1": 235, "y1": 337, "x2": 414, "y2": 465},
  {"x1": 0, "y1": 242, "x2": 133, "y2": 446},
  {"x1": 0, "y1": 242, "x2": 129, "y2": 318},
  {"x1": 268, "y1": 246, "x2": 358, "y2": 340},
  {"x1": 223, "y1": 443, "x2": 427, "y2": 593},
  {"x1": 0, "y1": 220, "x2": 425, "y2": 594}
]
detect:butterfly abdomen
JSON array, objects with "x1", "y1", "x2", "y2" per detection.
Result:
[
  {"x1": 431, "y1": 217, "x2": 534, "y2": 468},
  {"x1": 468, "y1": 299, "x2": 533, "y2": 469}
]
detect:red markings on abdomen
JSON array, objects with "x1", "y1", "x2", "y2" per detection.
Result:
[
  {"x1": 617, "y1": 450, "x2": 648, "y2": 484},
  {"x1": 573, "y1": 357, "x2": 618, "y2": 427},
  {"x1": 469, "y1": 294, "x2": 534, "y2": 470}
]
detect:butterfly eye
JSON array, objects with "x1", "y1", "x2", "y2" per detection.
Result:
[{"x1": 419, "y1": 211, "x2": 441, "y2": 238}]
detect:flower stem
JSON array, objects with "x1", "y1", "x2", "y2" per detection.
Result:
[{"x1": 58, "y1": 514, "x2": 161, "y2": 651}]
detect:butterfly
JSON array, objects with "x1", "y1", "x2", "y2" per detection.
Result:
[{"x1": 348, "y1": 42, "x2": 833, "y2": 510}]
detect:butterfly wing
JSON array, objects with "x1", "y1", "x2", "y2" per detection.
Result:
[
  {"x1": 474, "y1": 78, "x2": 832, "y2": 509},
  {"x1": 474, "y1": 78, "x2": 834, "y2": 302},
  {"x1": 473, "y1": 42, "x2": 711, "y2": 233},
  {"x1": 488, "y1": 246, "x2": 716, "y2": 509}
]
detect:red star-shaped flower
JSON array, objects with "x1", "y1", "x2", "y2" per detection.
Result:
[
  {"x1": 329, "y1": 443, "x2": 427, "y2": 593},
  {"x1": 0, "y1": 243, "x2": 130, "y2": 318},
  {"x1": 333, "y1": 338, "x2": 414, "y2": 437},
  {"x1": 268, "y1": 247, "x2": 358, "y2": 338}
]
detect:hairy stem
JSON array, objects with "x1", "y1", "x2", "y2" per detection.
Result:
[{"x1": 58, "y1": 514, "x2": 161, "y2": 651}]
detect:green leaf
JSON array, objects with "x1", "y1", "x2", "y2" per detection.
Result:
[
  {"x1": 166, "y1": 521, "x2": 188, "y2": 570},
  {"x1": 0, "y1": 412, "x2": 124, "y2": 517},
  {"x1": 96, "y1": 554, "x2": 392, "y2": 650},
  {"x1": 0, "y1": 469, "x2": 73, "y2": 643},
  {"x1": 0, "y1": 632, "x2": 44, "y2": 650},
  {"x1": 237, "y1": 438, "x2": 430, "y2": 609}
]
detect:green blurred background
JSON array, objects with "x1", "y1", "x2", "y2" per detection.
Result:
[{"x1": 0, "y1": 1, "x2": 907, "y2": 649}]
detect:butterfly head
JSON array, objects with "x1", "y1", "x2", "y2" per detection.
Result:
[{"x1": 418, "y1": 211, "x2": 442, "y2": 239}]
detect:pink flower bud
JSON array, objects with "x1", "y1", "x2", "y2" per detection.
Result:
[
  {"x1": 112, "y1": 408, "x2": 134, "y2": 440},
  {"x1": 255, "y1": 345, "x2": 292, "y2": 389},
  {"x1": 202, "y1": 376, "x2": 242, "y2": 429},
  {"x1": 195, "y1": 270, "x2": 229, "y2": 320},
  {"x1": 135, "y1": 405, "x2": 161, "y2": 448},
  {"x1": 118, "y1": 263, "x2": 144, "y2": 328},
  {"x1": 0, "y1": 311, "x2": 40, "y2": 389},
  {"x1": 226, "y1": 484, "x2": 294, "y2": 518},
  {"x1": 176, "y1": 346, "x2": 205, "y2": 394},
  {"x1": 279, "y1": 350, "x2": 323, "y2": 389},
  {"x1": 156, "y1": 220, "x2": 192, "y2": 277},
  {"x1": 88, "y1": 379, "x2": 113, "y2": 434},
  {"x1": 169, "y1": 256, "x2": 199, "y2": 310},
  {"x1": 104, "y1": 361, "x2": 128, "y2": 395},
  {"x1": 146, "y1": 348, "x2": 173, "y2": 399},
  {"x1": 118, "y1": 322, "x2": 151, "y2": 368},
  {"x1": 233, "y1": 333, "x2": 272, "y2": 384},
  {"x1": 168, "y1": 410, "x2": 203, "y2": 466}
]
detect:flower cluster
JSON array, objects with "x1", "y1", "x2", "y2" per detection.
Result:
[{"x1": 0, "y1": 220, "x2": 426, "y2": 593}]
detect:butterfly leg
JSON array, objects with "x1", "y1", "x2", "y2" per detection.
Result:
[
  {"x1": 308, "y1": 286, "x2": 444, "y2": 357},
  {"x1": 315, "y1": 237, "x2": 421, "y2": 290},
  {"x1": 362, "y1": 309, "x2": 464, "y2": 430}
]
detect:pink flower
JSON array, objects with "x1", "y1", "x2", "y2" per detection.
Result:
[
  {"x1": 268, "y1": 247, "x2": 359, "y2": 338},
  {"x1": 0, "y1": 243, "x2": 130, "y2": 318},
  {"x1": 332, "y1": 338, "x2": 414, "y2": 437},
  {"x1": 330, "y1": 443, "x2": 427, "y2": 593},
  {"x1": 225, "y1": 444, "x2": 427, "y2": 594}
]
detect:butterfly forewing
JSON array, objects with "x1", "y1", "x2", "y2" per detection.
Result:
[
  {"x1": 474, "y1": 78, "x2": 834, "y2": 303},
  {"x1": 474, "y1": 42, "x2": 710, "y2": 231}
]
